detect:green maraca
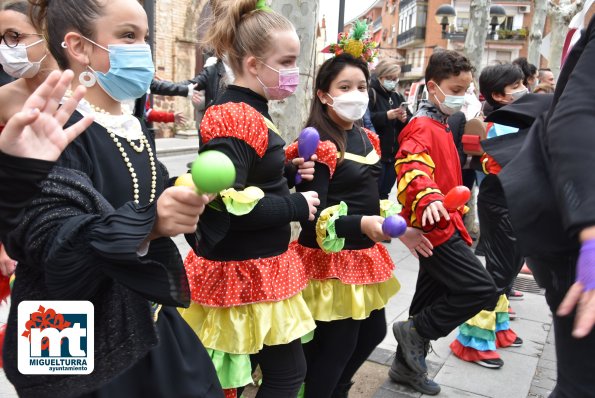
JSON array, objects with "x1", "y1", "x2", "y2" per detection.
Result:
[{"x1": 190, "y1": 150, "x2": 236, "y2": 193}]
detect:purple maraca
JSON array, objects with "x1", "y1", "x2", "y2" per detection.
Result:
[
  {"x1": 295, "y1": 127, "x2": 320, "y2": 184},
  {"x1": 382, "y1": 215, "x2": 407, "y2": 238}
]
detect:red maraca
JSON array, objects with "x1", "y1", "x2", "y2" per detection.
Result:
[
  {"x1": 443, "y1": 186, "x2": 471, "y2": 211},
  {"x1": 382, "y1": 215, "x2": 408, "y2": 238},
  {"x1": 295, "y1": 127, "x2": 320, "y2": 184}
]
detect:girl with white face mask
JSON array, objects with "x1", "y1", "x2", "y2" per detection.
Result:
[
  {"x1": 0, "y1": 0, "x2": 59, "y2": 289},
  {"x1": 0, "y1": 1, "x2": 58, "y2": 129},
  {"x1": 286, "y1": 53, "x2": 432, "y2": 397}
]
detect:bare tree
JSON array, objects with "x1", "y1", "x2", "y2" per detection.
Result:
[
  {"x1": 463, "y1": 0, "x2": 491, "y2": 74},
  {"x1": 268, "y1": 0, "x2": 320, "y2": 144},
  {"x1": 528, "y1": 0, "x2": 549, "y2": 66},
  {"x1": 548, "y1": 0, "x2": 583, "y2": 77}
]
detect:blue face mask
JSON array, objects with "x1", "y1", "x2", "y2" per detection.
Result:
[{"x1": 84, "y1": 37, "x2": 154, "y2": 101}]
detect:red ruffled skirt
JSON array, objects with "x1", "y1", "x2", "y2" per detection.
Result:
[
  {"x1": 290, "y1": 241, "x2": 395, "y2": 284},
  {"x1": 184, "y1": 249, "x2": 308, "y2": 307}
]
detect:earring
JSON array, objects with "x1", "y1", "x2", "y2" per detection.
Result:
[
  {"x1": 79, "y1": 68, "x2": 96, "y2": 87},
  {"x1": 61, "y1": 41, "x2": 67, "y2": 48}
]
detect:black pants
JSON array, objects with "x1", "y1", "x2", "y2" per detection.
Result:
[
  {"x1": 249, "y1": 339, "x2": 307, "y2": 398},
  {"x1": 378, "y1": 161, "x2": 397, "y2": 200},
  {"x1": 527, "y1": 255, "x2": 595, "y2": 398},
  {"x1": 410, "y1": 233, "x2": 497, "y2": 340},
  {"x1": 477, "y1": 197, "x2": 524, "y2": 296},
  {"x1": 303, "y1": 309, "x2": 387, "y2": 398}
]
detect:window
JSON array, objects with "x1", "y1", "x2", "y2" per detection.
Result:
[
  {"x1": 499, "y1": 16, "x2": 514, "y2": 31},
  {"x1": 417, "y1": 6, "x2": 427, "y2": 28}
]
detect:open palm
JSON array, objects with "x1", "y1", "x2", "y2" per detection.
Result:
[{"x1": 0, "y1": 70, "x2": 93, "y2": 161}]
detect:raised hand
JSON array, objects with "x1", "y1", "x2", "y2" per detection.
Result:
[{"x1": 0, "y1": 70, "x2": 94, "y2": 161}]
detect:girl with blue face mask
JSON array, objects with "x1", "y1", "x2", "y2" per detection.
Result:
[{"x1": 3, "y1": 0, "x2": 224, "y2": 396}]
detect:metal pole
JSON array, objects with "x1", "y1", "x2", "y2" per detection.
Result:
[{"x1": 338, "y1": 0, "x2": 346, "y2": 35}]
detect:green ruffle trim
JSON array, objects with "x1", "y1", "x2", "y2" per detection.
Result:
[
  {"x1": 206, "y1": 349, "x2": 253, "y2": 389},
  {"x1": 220, "y1": 186, "x2": 265, "y2": 216},
  {"x1": 379, "y1": 199, "x2": 402, "y2": 218},
  {"x1": 301, "y1": 330, "x2": 314, "y2": 344},
  {"x1": 316, "y1": 201, "x2": 348, "y2": 253},
  {"x1": 459, "y1": 323, "x2": 496, "y2": 342},
  {"x1": 496, "y1": 312, "x2": 510, "y2": 324},
  {"x1": 297, "y1": 383, "x2": 305, "y2": 398}
]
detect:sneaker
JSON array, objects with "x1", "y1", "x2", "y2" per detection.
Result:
[
  {"x1": 510, "y1": 336, "x2": 523, "y2": 347},
  {"x1": 474, "y1": 358, "x2": 504, "y2": 369},
  {"x1": 392, "y1": 320, "x2": 428, "y2": 374},
  {"x1": 509, "y1": 289, "x2": 524, "y2": 300},
  {"x1": 389, "y1": 358, "x2": 441, "y2": 395},
  {"x1": 508, "y1": 306, "x2": 517, "y2": 320}
]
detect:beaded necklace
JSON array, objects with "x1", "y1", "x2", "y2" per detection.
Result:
[{"x1": 65, "y1": 92, "x2": 157, "y2": 204}]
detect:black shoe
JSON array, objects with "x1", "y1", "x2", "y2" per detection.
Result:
[
  {"x1": 510, "y1": 336, "x2": 523, "y2": 347},
  {"x1": 331, "y1": 381, "x2": 354, "y2": 398},
  {"x1": 392, "y1": 320, "x2": 428, "y2": 374},
  {"x1": 389, "y1": 358, "x2": 441, "y2": 395},
  {"x1": 474, "y1": 358, "x2": 504, "y2": 369}
]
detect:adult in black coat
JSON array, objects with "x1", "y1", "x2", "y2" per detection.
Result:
[
  {"x1": 499, "y1": 8, "x2": 595, "y2": 397},
  {"x1": 368, "y1": 60, "x2": 411, "y2": 199}
]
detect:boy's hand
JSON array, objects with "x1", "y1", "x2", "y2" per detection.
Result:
[{"x1": 422, "y1": 201, "x2": 450, "y2": 227}]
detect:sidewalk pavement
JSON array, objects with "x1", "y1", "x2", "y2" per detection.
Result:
[
  {"x1": 362, "y1": 239, "x2": 557, "y2": 398},
  {"x1": 154, "y1": 136, "x2": 199, "y2": 158}
]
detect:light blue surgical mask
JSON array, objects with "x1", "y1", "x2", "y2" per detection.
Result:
[
  {"x1": 382, "y1": 79, "x2": 398, "y2": 91},
  {"x1": 434, "y1": 83, "x2": 465, "y2": 115},
  {"x1": 83, "y1": 37, "x2": 155, "y2": 101}
]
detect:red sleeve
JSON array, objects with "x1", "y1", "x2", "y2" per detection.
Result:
[
  {"x1": 363, "y1": 128, "x2": 381, "y2": 156},
  {"x1": 395, "y1": 121, "x2": 445, "y2": 230},
  {"x1": 480, "y1": 152, "x2": 502, "y2": 174},
  {"x1": 200, "y1": 103, "x2": 269, "y2": 158},
  {"x1": 146, "y1": 109, "x2": 175, "y2": 123},
  {"x1": 285, "y1": 140, "x2": 338, "y2": 177}
]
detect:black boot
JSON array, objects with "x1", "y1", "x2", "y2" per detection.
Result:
[{"x1": 331, "y1": 381, "x2": 354, "y2": 398}]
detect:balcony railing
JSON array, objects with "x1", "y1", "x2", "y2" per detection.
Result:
[
  {"x1": 397, "y1": 26, "x2": 426, "y2": 47},
  {"x1": 399, "y1": 0, "x2": 416, "y2": 10}
]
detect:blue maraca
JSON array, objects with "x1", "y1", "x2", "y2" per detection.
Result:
[
  {"x1": 295, "y1": 127, "x2": 320, "y2": 184},
  {"x1": 382, "y1": 215, "x2": 408, "y2": 238}
]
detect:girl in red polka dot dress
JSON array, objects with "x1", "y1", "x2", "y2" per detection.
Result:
[
  {"x1": 286, "y1": 54, "x2": 433, "y2": 397},
  {"x1": 179, "y1": 1, "x2": 320, "y2": 397}
]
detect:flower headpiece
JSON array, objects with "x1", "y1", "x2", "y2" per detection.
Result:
[{"x1": 323, "y1": 20, "x2": 379, "y2": 63}]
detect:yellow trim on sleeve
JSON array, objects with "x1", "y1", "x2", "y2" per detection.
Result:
[
  {"x1": 263, "y1": 117, "x2": 281, "y2": 137},
  {"x1": 396, "y1": 169, "x2": 431, "y2": 206},
  {"x1": 395, "y1": 153, "x2": 435, "y2": 175},
  {"x1": 410, "y1": 188, "x2": 442, "y2": 227}
]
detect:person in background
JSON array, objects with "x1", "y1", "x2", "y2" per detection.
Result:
[
  {"x1": 368, "y1": 59, "x2": 410, "y2": 200},
  {"x1": 537, "y1": 67, "x2": 555, "y2": 90},
  {"x1": 533, "y1": 82, "x2": 555, "y2": 94},
  {"x1": 512, "y1": 57, "x2": 538, "y2": 92}
]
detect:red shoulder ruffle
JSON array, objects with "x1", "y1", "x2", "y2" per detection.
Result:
[
  {"x1": 363, "y1": 128, "x2": 381, "y2": 156},
  {"x1": 200, "y1": 103, "x2": 269, "y2": 157},
  {"x1": 286, "y1": 140, "x2": 338, "y2": 177}
]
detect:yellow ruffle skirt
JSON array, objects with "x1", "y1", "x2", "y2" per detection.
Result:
[
  {"x1": 302, "y1": 277, "x2": 401, "y2": 322},
  {"x1": 179, "y1": 292, "x2": 316, "y2": 354}
]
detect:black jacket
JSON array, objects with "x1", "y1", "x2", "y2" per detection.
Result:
[
  {"x1": 499, "y1": 17, "x2": 595, "y2": 256},
  {"x1": 191, "y1": 59, "x2": 227, "y2": 109},
  {"x1": 368, "y1": 77, "x2": 410, "y2": 162}
]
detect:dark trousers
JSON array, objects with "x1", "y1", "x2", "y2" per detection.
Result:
[
  {"x1": 304, "y1": 309, "x2": 387, "y2": 398},
  {"x1": 378, "y1": 161, "x2": 397, "y2": 200},
  {"x1": 249, "y1": 339, "x2": 307, "y2": 398},
  {"x1": 477, "y1": 197, "x2": 524, "y2": 296},
  {"x1": 411, "y1": 233, "x2": 497, "y2": 340},
  {"x1": 527, "y1": 255, "x2": 595, "y2": 398}
]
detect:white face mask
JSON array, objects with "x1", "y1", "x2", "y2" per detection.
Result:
[
  {"x1": 433, "y1": 83, "x2": 465, "y2": 115},
  {"x1": 327, "y1": 90, "x2": 369, "y2": 122},
  {"x1": 0, "y1": 39, "x2": 47, "y2": 78},
  {"x1": 505, "y1": 87, "x2": 528, "y2": 102}
]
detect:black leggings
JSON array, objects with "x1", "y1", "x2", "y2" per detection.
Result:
[
  {"x1": 303, "y1": 309, "x2": 387, "y2": 398},
  {"x1": 249, "y1": 339, "x2": 306, "y2": 398}
]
